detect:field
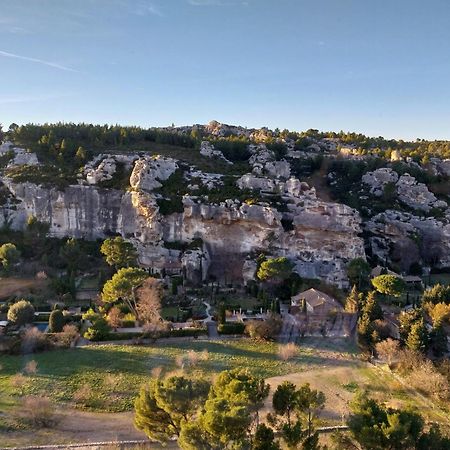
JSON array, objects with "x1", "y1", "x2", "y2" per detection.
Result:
[{"x1": 0, "y1": 337, "x2": 449, "y2": 448}]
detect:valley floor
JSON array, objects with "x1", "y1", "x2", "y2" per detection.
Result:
[{"x1": 1, "y1": 337, "x2": 449, "y2": 448}]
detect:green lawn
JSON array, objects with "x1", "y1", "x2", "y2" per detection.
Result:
[{"x1": 0, "y1": 339, "x2": 344, "y2": 413}]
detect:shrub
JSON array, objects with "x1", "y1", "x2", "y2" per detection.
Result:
[
  {"x1": 218, "y1": 322, "x2": 245, "y2": 335},
  {"x1": 7, "y1": 300, "x2": 35, "y2": 326},
  {"x1": 49, "y1": 309, "x2": 64, "y2": 333},
  {"x1": 56, "y1": 324, "x2": 79, "y2": 347},
  {"x1": 24, "y1": 360, "x2": 38, "y2": 375},
  {"x1": 375, "y1": 338, "x2": 401, "y2": 366},
  {"x1": 19, "y1": 396, "x2": 58, "y2": 427},
  {"x1": 83, "y1": 318, "x2": 111, "y2": 341},
  {"x1": 278, "y1": 343, "x2": 298, "y2": 361},
  {"x1": 10, "y1": 373, "x2": 27, "y2": 395},
  {"x1": 21, "y1": 327, "x2": 49, "y2": 354},
  {"x1": 245, "y1": 316, "x2": 282, "y2": 341}
]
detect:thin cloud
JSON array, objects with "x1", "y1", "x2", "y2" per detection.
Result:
[
  {"x1": 0, "y1": 93, "x2": 74, "y2": 105},
  {"x1": 0, "y1": 50, "x2": 79, "y2": 72},
  {"x1": 188, "y1": 0, "x2": 248, "y2": 6}
]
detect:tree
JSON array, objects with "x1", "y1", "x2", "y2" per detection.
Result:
[
  {"x1": 0, "y1": 243, "x2": 20, "y2": 272},
  {"x1": 7, "y1": 300, "x2": 35, "y2": 326},
  {"x1": 106, "y1": 306, "x2": 123, "y2": 330},
  {"x1": 406, "y1": 319, "x2": 428, "y2": 352},
  {"x1": 361, "y1": 291, "x2": 383, "y2": 322},
  {"x1": 24, "y1": 216, "x2": 49, "y2": 257},
  {"x1": 253, "y1": 424, "x2": 280, "y2": 450},
  {"x1": 348, "y1": 392, "x2": 425, "y2": 450},
  {"x1": 347, "y1": 258, "x2": 370, "y2": 290},
  {"x1": 218, "y1": 302, "x2": 226, "y2": 325},
  {"x1": 100, "y1": 236, "x2": 137, "y2": 269},
  {"x1": 371, "y1": 275, "x2": 405, "y2": 298},
  {"x1": 429, "y1": 324, "x2": 448, "y2": 357},
  {"x1": 375, "y1": 338, "x2": 400, "y2": 366},
  {"x1": 59, "y1": 238, "x2": 83, "y2": 275},
  {"x1": 257, "y1": 257, "x2": 293, "y2": 284},
  {"x1": 345, "y1": 286, "x2": 362, "y2": 313},
  {"x1": 181, "y1": 369, "x2": 270, "y2": 449},
  {"x1": 101, "y1": 267, "x2": 148, "y2": 316},
  {"x1": 270, "y1": 382, "x2": 325, "y2": 449},
  {"x1": 83, "y1": 317, "x2": 110, "y2": 341},
  {"x1": 296, "y1": 383, "x2": 325, "y2": 437},
  {"x1": 135, "y1": 375, "x2": 209, "y2": 443},
  {"x1": 272, "y1": 381, "x2": 297, "y2": 428},
  {"x1": 398, "y1": 308, "x2": 423, "y2": 344},
  {"x1": 422, "y1": 283, "x2": 450, "y2": 305},
  {"x1": 49, "y1": 309, "x2": 64, "y2": 333},
  {"x1": 426, "y1": 302, "x2": 450, "y2": 327},
  {"x1": 135, "y1": 277, "x2": 162, "y2": 325}
]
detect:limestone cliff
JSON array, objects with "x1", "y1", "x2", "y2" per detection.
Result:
[{"x1": 0, "y1": 153, "x2": 366, "y2": 288}]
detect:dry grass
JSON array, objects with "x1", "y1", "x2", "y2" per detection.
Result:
[
  {"x1": 18, "y1": 396, "x2": 58, "y2": 427},
  {"x1": 23, "y1": 360, "x2": 38, "y2": 375},
  {"x1": 278, "y1": 343, "x2": 298, "y2": 361},
  {"x1": 73, "y1": 384, "x2": 93, "y2": 405}
]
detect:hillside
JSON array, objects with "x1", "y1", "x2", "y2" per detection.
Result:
[{"x1": 0, "y1": 121, "x2": 449, "y2": 287}]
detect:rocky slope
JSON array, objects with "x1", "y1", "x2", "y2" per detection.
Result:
[{"x1": 1, "y1": 122, "x2": 449, "y2": 286}]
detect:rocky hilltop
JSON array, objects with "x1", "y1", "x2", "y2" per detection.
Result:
[{"x1": 0, "y1": 121, "x2": 449, "y2": 286}]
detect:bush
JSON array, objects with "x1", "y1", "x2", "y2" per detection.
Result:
[
  {"x1": 20, "y1": 396, "x2": 58, "y2": 427},
  {"x1": 49, "y1": 309, "x2": 64, "y2": 333},
  {"x1": 278, "y1": 342, "x2": 298, "y2": 361},
  {"x1": 245, "y1": 315, "x2": 282, "y2": 341},
  {"x1": 7, "y1": 300, "x2": 35, "y2": 326},
  {"x1": 218, "y1": 322, "x2": 245, "y2": 335},
  {"x1": 21, "y1": 327, "x2": 49, "y2": 354},
  {"x1": 56, "y1": 324, "x2": 79, "y2": 347},
  {"x1": 83, "y1": 318, "x2": 111, "y2": 341}
]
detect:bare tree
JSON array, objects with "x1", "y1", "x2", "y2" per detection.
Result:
[
  {"x1": 135, "y1": 277, "x2": 162, "y2": 325},
  {"x1": 375, "y1": 338, "x2": 400, "y2": 366}
]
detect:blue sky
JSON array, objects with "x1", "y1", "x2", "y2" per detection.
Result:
[{"x1": 1, "y1": 0, "x2": 450, "y2": 140}]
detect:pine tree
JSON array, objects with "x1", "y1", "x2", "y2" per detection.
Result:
[{"x1": 406, "y1": 319, "x2": 428, "y2": 352}]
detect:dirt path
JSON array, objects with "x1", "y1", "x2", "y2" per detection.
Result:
[{"x1": 0, "y1": 409, "x2": 152, "y2": 449}]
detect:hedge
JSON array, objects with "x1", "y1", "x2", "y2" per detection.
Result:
[{"x1": 218, "y1": 322, "x2": 245, "y2": 335}]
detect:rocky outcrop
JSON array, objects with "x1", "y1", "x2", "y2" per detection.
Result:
[
  {"x1": 129, "y1": 156, "x2": 178, "y2": 191},
  {"x1": 199, "y1": 141, "x2": 232, "y2": 164},
  {"x1": 83, "y1": 154, "x2": 137, "y2": 185},
  {"x1": 362, "y1": 168, "x2": 447, "y2": 212},
  {"x1": 0, "y1": 151, "x2": 367, "y2": 287},
  {"x1": 366, "y1": 210, "x2": 450, "y2": 271},
  {"x1": 362, "y1": 168, "x2": 398, "y2": 196},
  {"x1": 0, "y1": 141, "x2": 39, "y2": 167},
  {"x1": 396, "y1": 174, "x2": 446, "y2": 212}
]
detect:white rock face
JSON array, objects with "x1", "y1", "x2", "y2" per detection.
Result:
[
  {"x1": 366, "y1": 210, "x2": 450, "y2": 269},
  {"x1": 237, "y1": 174, "x2": 280, "y2": 193},
  {"x1": 396, "y1": 174, "x2": 445, "y2": 212},
  {"x1": 199, "y1": 141, "x2": 232, "y2": 164},
  {"x1": 429, "y1": 158, "x2": 450, "y2": 177},
  {"x1": 0, "y1": 151, "x2": 368, "y2": 287},
  {"x1": 129, "y1": 156, "x2": 178, "y2": 192},
  {"x1": 362, "y1": 168, "x2": 447, "y2": 212},
  {"x1": 362, "y1": 168, "x2": 399, "y2": 196},
  {"x1": 83, "y1": 154, "x2": 138, "y2": 185},
  {"x1": 264, "y1": 160, "x2": 291, "y2": 179},
  {"x1": 0, "y1": 142, "x2": 39, "y2": 167}
]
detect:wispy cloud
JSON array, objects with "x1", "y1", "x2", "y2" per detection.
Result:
[
  {"x1": 0, "y1": 92, "x2": 74, "y2": 105},
  {"x1": 188, "y1": 0, "x2": 248, "y2": 5},
  {"x1": 134, "y1": 1, "x2": 164, "y2": 16},
  {"x1": 0, "y1": 50, "x2": 78, "y2": 72}
]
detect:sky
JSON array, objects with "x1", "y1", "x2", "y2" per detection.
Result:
[{"x1": 1, "y1": 0, "x2": 450, "y2": 140}]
